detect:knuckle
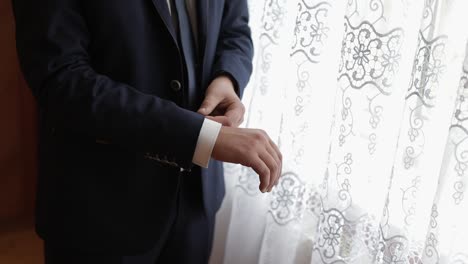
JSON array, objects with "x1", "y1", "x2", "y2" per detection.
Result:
[
  {"x1": 251, "y1": 140, "x2": 263, "y2": 151},
  {"x1": 272, "y1": 164, "x2": 278, "y2": 172},
  {"x1": 260, "y1": 167, "x2": 270, "y2": 177},
  {"x1": 253, "y1": 131, "x2": 264, "y2": 141},
  {"x1": 259, "y1": 129, "x2": 268, "y2": 137},
  {"x1": 274, "y1": 156, "x2": 281, "y2": 164},
  {"x1": 274, "y1": 173, "x2": 280, "y2": 180}
]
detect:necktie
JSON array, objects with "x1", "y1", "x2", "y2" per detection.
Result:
[{"x1": 173, "y1": 0, "x2": 198, "y2": 109}]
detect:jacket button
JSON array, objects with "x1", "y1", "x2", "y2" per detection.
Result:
[{"x1": 170, "y1": 80, "x2": 182, "y2": 92}]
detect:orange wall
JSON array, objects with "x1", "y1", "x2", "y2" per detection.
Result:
[{"x1": 0, "y1": 0, "x2": 38, "y2": 224}]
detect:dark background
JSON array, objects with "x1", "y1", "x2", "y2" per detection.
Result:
[{"x1": 0, "y1": 0, "x2": 43, "y2": 262}]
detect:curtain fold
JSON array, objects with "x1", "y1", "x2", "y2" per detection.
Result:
[{"x1": 211, "y1": 1, "x2": 468, "y2": 263}]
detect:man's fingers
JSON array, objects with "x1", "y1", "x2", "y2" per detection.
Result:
[
  {"x1": 197, "y1": 96, "x2": 220, "y2": 116},
  {"x1": 266, "y1": 144, "x2": 281, "y2": 190},
  {"x1": 225, "y1": 102, "x2": 245, "y2": 127},
  {"x1": 259, "y1": 151, "x2": 279, "y2": 192},
  {"x1": 268, "y1": 138, "x2": 282, "y2": 187},
  {"x1": 250, "y1": 156, "x2": 270, "y2": 193},
  {"x1": 207, "y1": 101, "x2": 245, "y2": 127}
]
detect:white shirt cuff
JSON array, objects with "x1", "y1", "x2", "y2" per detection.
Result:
[{"x1": 192, "y1": 118, "x2": 222, "y2": 168}]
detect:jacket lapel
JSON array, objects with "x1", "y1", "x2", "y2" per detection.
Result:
[
  {"x1": 151, "y1": 0, "x2": 211, "y2": 85},
  {"x1": 150, "y1": 0, "x2": 178, "y2": 44}
]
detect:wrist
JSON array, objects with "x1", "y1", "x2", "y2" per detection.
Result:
[
  {"x1": 212, "y1": 126, "x2": 230, "y2": 160},
  {"x1": 213, "y1": 74, "x2": 238, "y2": 95},
  {"x1": 211, "y1": 127, "x2": 223, "y2": 161}
]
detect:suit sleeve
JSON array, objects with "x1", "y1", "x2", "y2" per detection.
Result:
[
  {"x1": 12, "y1": 0, "x2": 204, "y2": 169},
  {"x1": 212, "y1": 0, "x2": 254, "y2": 98}
]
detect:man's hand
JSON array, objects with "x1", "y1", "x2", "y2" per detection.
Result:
[
  {"x1": 198, "y1": 76, "x2": 245, "y2": 127},
  {"x1": 212, "y1": 127, "x2": 282, "y2": 193}
]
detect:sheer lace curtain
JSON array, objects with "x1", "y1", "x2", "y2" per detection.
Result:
[{"x1": 210, "y1": 0, "x2": 468, "y2": 263}]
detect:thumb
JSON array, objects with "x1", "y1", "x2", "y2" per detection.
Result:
[{"x1": 198, "y1": 96, "x2": 219, "y2": 115}]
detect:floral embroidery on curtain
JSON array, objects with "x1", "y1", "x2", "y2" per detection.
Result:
[{"x1": 211, "y1": 1, "x2": 468, "y2": 264}]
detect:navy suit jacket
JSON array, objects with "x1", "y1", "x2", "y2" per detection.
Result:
[{"x1": 12, "y1": 0, "x2": 253, "y2": 254}]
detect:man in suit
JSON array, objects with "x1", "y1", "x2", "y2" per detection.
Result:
[{"x1": 12, "y1": 0, "x2": 282, "y2": 263}]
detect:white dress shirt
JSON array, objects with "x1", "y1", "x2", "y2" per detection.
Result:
[{"x1": 166, "y1": 0, "x2": 222, "y2": 168}]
